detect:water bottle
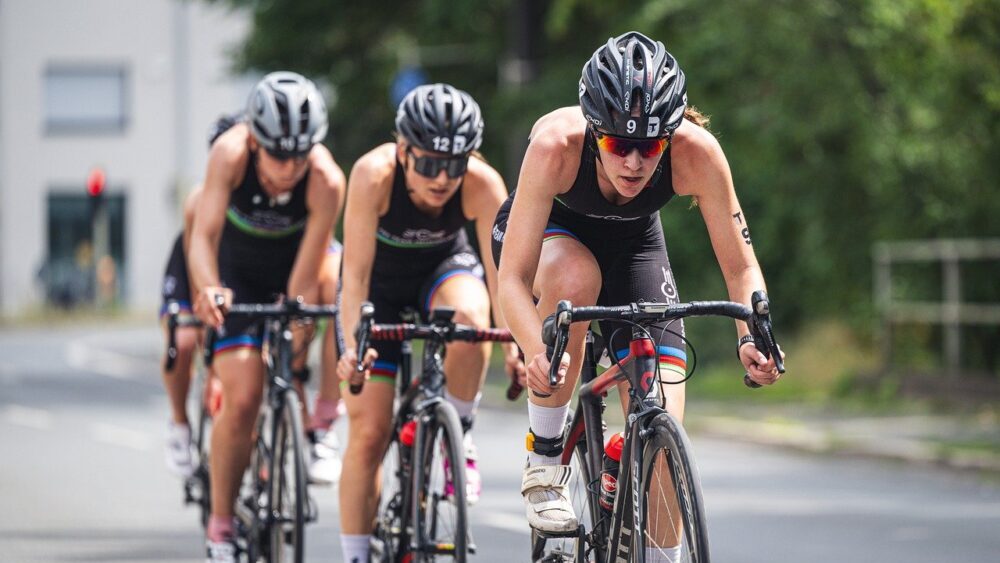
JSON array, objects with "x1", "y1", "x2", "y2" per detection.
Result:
[
  {"x1": 399, "y1": 420, "x2": 417, "y2": 473},
  {"x1": 599, "y1": 432, "x2": 624, "y2": 514}
]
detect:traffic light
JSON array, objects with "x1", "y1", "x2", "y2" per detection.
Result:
[
  {"x1": 86, "y1": 167, "x2": 106, "y2": 219},
  {"x1": 86, "y1": 167, "x2": 105, "y2": 197}
]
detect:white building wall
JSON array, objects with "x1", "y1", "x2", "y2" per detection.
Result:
[{"x1": 0, "y1": 0, "x2": 249, "y2": 316}]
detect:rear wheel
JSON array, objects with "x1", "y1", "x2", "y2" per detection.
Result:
[
  {"x1": 635, "y1": 413, "x2": 710, "y2": 562},
  {"x1": 268, "y1": 389, "x2": 308, "y2": 562},
  {"x1": 412, "y1": 402, "x2": 468, "y2": 562}
]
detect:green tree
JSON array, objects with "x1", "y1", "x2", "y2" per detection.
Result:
[{"x1": 209, "y1": 0, "x2": 1000, "y2": 372}]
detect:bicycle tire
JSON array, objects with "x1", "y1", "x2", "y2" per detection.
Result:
[
  {"x1": 268, "y1": 389, "x2": 308, "y2": 563},
  {"x1": 634, "y1": 412, "x2": 710, "y2": 563},
  {"x1": 411, "y1": 401, "x2": 468, "y2": 562},
  {"x1": 193, "y1": 387, "x2": 212, "y2": 530},
  {"x1": 371, "y1": 434, "x2": 411, "y2": 562}
]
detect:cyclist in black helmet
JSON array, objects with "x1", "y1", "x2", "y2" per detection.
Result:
[
  {"x1": 188, "y1": 71, "x2": 346, "y2": 562},
  {"x1": 335, "y1": 83, "x2": 523, "y2": 563},
  {"x1": 492, "y1": 32, "x2": 785, "y2": 546}
]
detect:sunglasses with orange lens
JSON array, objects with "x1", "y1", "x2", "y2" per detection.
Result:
[{"x1": 593, "y1": 131, "x2": 670, "y2": 158}]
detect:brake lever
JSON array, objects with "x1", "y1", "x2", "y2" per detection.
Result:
[
  {"x1": 539, "y1": 301, "x2": 572, "y2": 396},
  {"x1": 744, "y1": 290, "x2": 784, "y2": 389},
  {"x1": 351, "y1": 302, "x2": 375, "y2": 395},
  {"x1": 164, "y1": 301, "x2": 180, "y2": 372}
]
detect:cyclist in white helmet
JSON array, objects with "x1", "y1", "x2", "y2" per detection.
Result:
[{"x1": 189, "y1": 71, "x2": 346, "y2": 562}]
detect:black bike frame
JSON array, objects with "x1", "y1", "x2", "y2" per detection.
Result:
[{"x1": 559, "y1": 328, "x2": 680, "y2": 563}]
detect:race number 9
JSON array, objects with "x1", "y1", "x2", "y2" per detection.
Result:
[{"x1": 626, "y1": 119, "x2": 637, "y2": 134}]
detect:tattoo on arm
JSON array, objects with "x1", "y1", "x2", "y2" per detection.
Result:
[{"x1": 733, "y1": 211, "x2": 752, "y2": 245}]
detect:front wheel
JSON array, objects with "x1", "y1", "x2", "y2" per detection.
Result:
[
  {"x1": 635, "y1": 413, "x2": 710, "y2": 562},
  {"x1": 268, "y1": 389, "x2": 308, "y2": 563},
  {"x1": 411, "y1": 402, "x2": 469, "y2": 562}
]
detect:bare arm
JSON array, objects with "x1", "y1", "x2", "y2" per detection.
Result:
[
  {"x1": 673, "y1": 122, "x2": 765, "y2": 337},
  {"x1": 672, "y1": 121, "x2": 781, "y2": 383},
  {"x1": 287, "y1": 146, "x2": 346, "y2": 303},
  {"x1": 464, "y1": 160, "x2": 510, "y2": 328},
  {"x1": 181, "y1": 184, "x2": 202, "y2": 256},
  {"x1": 338, "y1": 149, "x2": 392, "y2": 355},
  {"x1": 498, "y1": 131, "x2": 575, "y2": 361},
  {"x1": 188, "y1": 131, "x2": 245, "y2": 325}
]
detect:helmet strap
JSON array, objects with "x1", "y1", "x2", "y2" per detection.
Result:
[{"x1": 586, "y1": 126, "x2": 604, "y2": 165}]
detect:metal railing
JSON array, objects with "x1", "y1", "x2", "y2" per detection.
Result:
[{"x1": 874, "y1": 238, "x2": 1000, "y2": 376}]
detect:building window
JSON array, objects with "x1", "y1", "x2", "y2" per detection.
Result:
[
  {"x1": 44, "y1": 65, "x2": 129, "y2": 134},
  {"x1": 41, "y1": 191, "x2": 127, "y2": 307}
]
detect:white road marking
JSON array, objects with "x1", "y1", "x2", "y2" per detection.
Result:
[
  {"x1": 477, "y1": 510, "x2": 529, "y2": 534},
  {"x1": 65, "y1": 340, "x2": 156, "y2": 380},
  {"x1": 91, "y1": 422, "x2": 153, "y2": 451},
  {"x1": 2, "y1": 405, "x2": 53, "y2": 430}
]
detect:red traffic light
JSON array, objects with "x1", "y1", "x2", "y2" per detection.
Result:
[{"x1": 86, "y1": 168, "x2": 106, "y2": 197}]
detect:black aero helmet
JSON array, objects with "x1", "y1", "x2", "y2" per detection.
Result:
[
  {"x1": 579, "y1": 31, "x2": 687, "y2": 139},
  {"x1": 246, "y1": 71, "x2": 328, "y2": 156},
  {"x1": 395, "y1": 83, "x2": 484, "y2": 156}
]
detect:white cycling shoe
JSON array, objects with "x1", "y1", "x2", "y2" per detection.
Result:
[
  {"x1": 165, "y1": 422, "x2": 194, "y2": 478},
  {"x1": 521, "y1": 464, "x2": 578, "y2": 533},
  {"x1": 308, "y1": 431, "x2": 342, "y2": 486},
  {"x1": 205, "y1": 539, "x2": 239, "y2": 563}
]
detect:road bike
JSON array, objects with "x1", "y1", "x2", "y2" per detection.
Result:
[
  {"x1": 352, "y1": 302, "x2": 515, "y2": 562},
  {"x1": 216, "y1": 297, "x2": 340, "y2": 563},
  {"x1": 530, "y1": 290, "x2": 783, "y2": 562}
]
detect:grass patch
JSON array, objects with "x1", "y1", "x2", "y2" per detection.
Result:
[{"x1": 685, "y1": 321, "x2": 877, "y2": 404}]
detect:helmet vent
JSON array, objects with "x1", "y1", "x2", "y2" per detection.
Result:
[
  {"x1": 632, "y1": 48, "x2": 645, "y2": 71},
  {"x1": 298, "y1": 98, "x2": 311, "y2": 136},
  {"x1": 274, "y1": 92, "x2": 290, "y2": 136}
]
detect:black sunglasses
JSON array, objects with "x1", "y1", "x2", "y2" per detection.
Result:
[{"x1": 406, "y1": 147, "x2": 469, "y2": 179}]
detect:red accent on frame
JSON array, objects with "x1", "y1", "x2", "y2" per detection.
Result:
[
  {"x1": 630, "y1": 338, "x2": 656, "y2": 358},
  {"x1": 561, "y1": 417, "x2": 585, "y2": 465}
]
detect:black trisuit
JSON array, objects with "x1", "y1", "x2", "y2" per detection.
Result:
[
  {"x1": 363, "y1": 160, "x2": 485, "y2": 384},
  {"x1": 491, "y1": 133, "x2": 688, "y2": 377}
]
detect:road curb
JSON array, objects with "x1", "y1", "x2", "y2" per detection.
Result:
[{"x1": 687, "y1": 414, "x2": 1000, "y2": 474}]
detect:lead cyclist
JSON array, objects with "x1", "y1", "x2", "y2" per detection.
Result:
[{"x1": 493, "y1": 31, "x2": 785, "y2": 561}]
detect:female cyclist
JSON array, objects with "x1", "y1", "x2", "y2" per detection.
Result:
[
  {"x1": 188, "y1": 72, "x2": 346, "y2": 562},
  {"x1": 335, "y1": 83, "x2": 521, "y2": 563},
  {"x1": 158, "y1": 115, "x2": 345, "y2": 487},
  {"x1": 492, "y1": 32, "x2": 785, "y2": 548}
]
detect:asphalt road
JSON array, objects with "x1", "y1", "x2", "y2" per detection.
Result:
[{"x1": 1, "y1": 324, "x2": 998, "y2": 562}]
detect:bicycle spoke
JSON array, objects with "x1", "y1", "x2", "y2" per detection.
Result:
[
  {"x1": 372, "y1": 439, "x2": 407, "y2": 561},
  {"x1": 637, "y1": 414, "x2": 710, "y2": 563},
  {"x1": 412, "y1": 405, "x2": 468, "y2": 562},
  {"x1": 268, "y1": 395, "x2": 307, "y2": 563}
]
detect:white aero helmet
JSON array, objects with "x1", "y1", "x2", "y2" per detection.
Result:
[{"x1": 247, "y1": 71, "x2": 328, "y2": 156}]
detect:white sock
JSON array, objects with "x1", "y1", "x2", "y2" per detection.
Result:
[
  {"x1": 445, "y1": 389, "x2": 480, "y2": 420},
  {"x1": 340, "y1": 534, "x2": 370, "y2": 563},
  {"x1": 526, "y1": 402, "x2": 570, "y2": 466},
  {"x1": 645, "y1": 545, "x2": 682, "y2": 563}
]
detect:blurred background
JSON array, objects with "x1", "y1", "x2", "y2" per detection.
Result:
[{"x1": 1, "y1": 0, "x2": 998, "y2": 561}]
